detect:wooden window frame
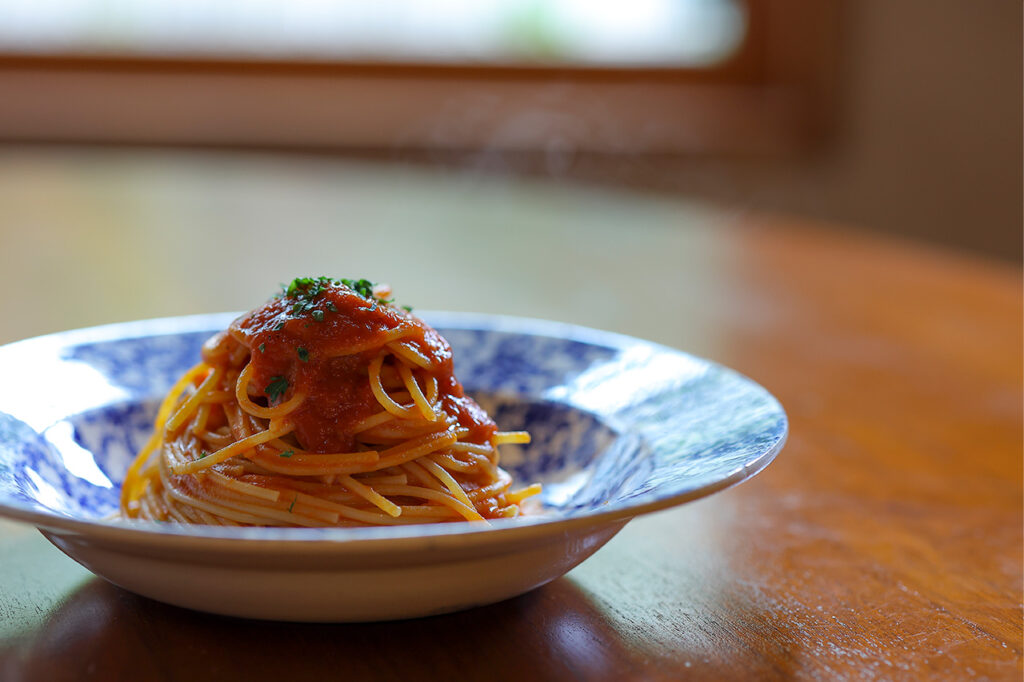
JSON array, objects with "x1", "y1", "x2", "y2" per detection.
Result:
[{"x1": 0, "y1": 0, "x2": 838, "y2": 156}]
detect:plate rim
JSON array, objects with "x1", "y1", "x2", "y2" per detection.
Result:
[{"x1": 0, "y1": 311, "x2": 788, "y2": 555}]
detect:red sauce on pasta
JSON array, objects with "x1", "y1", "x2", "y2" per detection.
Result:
[{"x1": 227, "y1": 283, "x2": 495, "y2": 453}]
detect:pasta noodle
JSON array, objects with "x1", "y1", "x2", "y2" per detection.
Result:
[{"x1": 120, "y1": 277, "x2": 539, "y2": 527}]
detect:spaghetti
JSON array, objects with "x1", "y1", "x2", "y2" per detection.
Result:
[{"x1": 120, "y1": 277, "x2": 539, "y2": 527}]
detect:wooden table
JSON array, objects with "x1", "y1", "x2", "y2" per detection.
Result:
[{"x1": 0, "y1": 150, "x2": 1020, "y2": 681}]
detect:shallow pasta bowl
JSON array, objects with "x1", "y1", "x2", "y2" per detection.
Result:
[{"x1": 0, "y1": 312, "x2": 786, "y2": 622}]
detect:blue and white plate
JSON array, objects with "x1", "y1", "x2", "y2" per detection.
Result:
[{"x1": 0, "y1": 312, "x2": 787, "y2": 621}]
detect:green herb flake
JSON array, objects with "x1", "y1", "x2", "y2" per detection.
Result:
[
  {"x1": 277, "y1": 276, "x2": 410, "y2": 318},
  {"x1": 199, "y1": 451, "x2": 209, "y2": 459},
  {"x1": 279, "y1": 450, "x2": 294, "y2": 458},
  {"x1": 265, "y1": 375, "x2": 289, "y2": 404},
  {"x1": 274, "y1": 322, "x2": 285, "y2": 331},
  {"x1": 288, "y1": 495, "x2": 297, "y2": 513},
  {"x1": 258, "y1": 343, "x2": 265, "y2": 353},
  {"x1": 340, "y1": 278, "x2": 375, "y2": 299},
  {"x1": 401, "y1": 305, "x2": 413, "y2": 313},
  {"x1": 297, "y1": 347, "x2": 309, "y2": 362}
]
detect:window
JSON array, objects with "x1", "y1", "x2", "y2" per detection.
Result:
[{"x1": 0, "y1": 0, "x2": 836, "y2": 155}]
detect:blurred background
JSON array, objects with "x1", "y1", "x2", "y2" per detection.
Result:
[{"x1": 0, "y1": 0, "x2": 1019, "y2": 347}]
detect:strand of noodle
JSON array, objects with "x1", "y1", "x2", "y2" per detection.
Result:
[
  {"x1": 169, "y1": 467, "x2": 334, "y2": 525},
  {"x1": 266, "y1": 488, "x2": 439, "y2": 526},
  {"x1": 169, "y1": 496, "x2": 205, "y2": 523},
  {"x1": 356, "y1": 472, "x2": 408, "y2": 485},
  {"x1": 209, "y1": 486, "x2": 341, "y2": 524},
  {"x1": 374, "y1": 430, "x2": 459, "y2": 470},
  {"x1": 387, "y1": 341, "x2": 433, "y2": 369},
  {"x1": 267, "y1": 437, "x2": 309, "y2": 454},
  {"x1": 357, "y1": 419, "x2": 449, "y2": 443},
  {"x1": 430, "y1": 452, "x2": 478, "y2": 473},
  {"x1": 171, "y1": 421, "x2": 293, "y2": 474},
  {"x1": 492, "y1": 431, "x2": 531, "y2": 446},
  {"x1": 154, "y1": 487, "x2": 189, "y2": 523},
  {"x1": 272, "y1": 485, "x2": 407, "y2": 518},
  {"x1": 323, "y1": 327, "x2": 412, "y2": 358},
  {"x1": 248, "y1": 470, "x2": 411, "y2": 497},
  {"x1": 150, "y1": 494, "x2": 176, "y2": 523},
  {"x1": 465, "y1": 470, "x2": 513, "y2": 503},
  {"x1": 450, "y1": 442, "x2": 494, "y2": 456},
  {"x1": 339, "y1": 474, "x2": 402, "y2": 517},
  {"x1": 201, "y1": 331, "x2": 231, "y2": 363},
  {"x1": 244, "y1": 412, "x2": 266, "y2": 439},
  {"x1": 208, "y1": 470, "x2": 281, "y2": 502},
  {"x1": 223, "y1": 401, "x2": 249, "y2": 440},
  {"x1": 333, "y1": 508, "x2": 444, "y2": 526},
  {"x1": 401, "y1": 460, "x2": 440, "y2": 489},
  {"x1": 397, "y1": 505, "x2": 461, "y2": 518},
  {"x1": 163, "y1": 498, "x2": 193, "y2": 524},
  {"x1": 242, "y1": 489, "x2": 418, "y2": 526},
  {"x1": 161, "y1": 435, "x2": 198, "y2": 471},
  {"x1": 228, "y1": 340, "x2": 249, "y2": 366},
  {"x1": 193, "y1": 429, "x2": 234, "y2": 449},
  {"x1": 192, "y1": 402, "x2": 211, "y2": 434},
  {"x1": 199, "y1": 508, "x2": 234, "y2": 525},
  {"x1": 235, "y1": 363, "x2": 306, "y2": 419},
  {"x1": 137, "y1": 492, "x2": 156, "y2": 521},
  {"x1": 433, "y1": 451, "x2": 497, "y2": 478},
  {"x1": 381, "y1": 390, "x2": 414, "y2": 404},
  {"x1": 350, "y1": 411, "x2": 396, "y2": 434},
  {"x1": 368, "y1": 351, "x2": 420, "y2": 419},
  {"x1": 161, "y1": 469, "x2": 271, "y2": 525},
  {"x1": 277, "y1": 489, "x2": 362, "y2": 510},
  {"x1": 419, "y1": 458, "x2": 475, "y2": 509},
  {"x1": 504, "y1": 483, "x2": 543, "y2": 504},
  {"x1": 248, "y1": 449, "x2": 379, "y2": 476},
  {"x1": 166, "y1": 365, "x2": 224, "y2": 432},
  {"x1": 120, "y1": 362, "x2": 206, "y2": 509},
  {"x1": 371, "y1": 484, "x2": 485, "y2": 522},
  {"x1": 140, "y1": 460, "x2": 161, "y2": 482},
  {"x1": 397, "y1": 362, "x2": 437, "y2": 421},
  {"x1": 169, "y1": 490, "x2": 227, "y2": 524},
  {"x1": 477, "y1": 454, "x2": 500, "y2": 479}
]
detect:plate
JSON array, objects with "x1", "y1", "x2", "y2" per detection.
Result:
[{"x1": 0, "y1": 312, "x2": 787, "y2": 621}]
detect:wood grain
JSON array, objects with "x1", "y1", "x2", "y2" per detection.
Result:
[{"x1": 0, "y1": 154, "x2": 1019, "y2": 681}]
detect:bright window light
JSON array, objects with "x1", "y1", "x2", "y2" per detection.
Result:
[{"x1": 0, "y1": 0, "x2": 747, "y2": 66}]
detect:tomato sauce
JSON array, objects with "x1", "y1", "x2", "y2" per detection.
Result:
[{"x1": 228, "y1": 281, "x2": 495, "y2": 453}]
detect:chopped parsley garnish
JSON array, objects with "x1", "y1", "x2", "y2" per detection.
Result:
[
  {"x1": 401, "y1": 305, "x2": 413, "y2": 313},
  {"x1": 284, "y1": 276, "x2": 330, "y2": 299},
  {"x1": 273, "y1": 322, "x2": 285, "y2": 331},
  {"x1": 297, "y1": 347, "x2": 309, "y2": 362},
  {"x1": 199, "y1": 451, "x2": 209, "y2": 459},
  {"x1": 339, "y1": 278, "x2": 375, "y2": 299},
  {"x1": 258, "y1": 343, "x2": 265, "y2": 353},
  {"x1": 279, "y1": 450, "x2": 294, "y2": 458},
  {"x1": 277, "y1": 276, "x2": 409, "y2": 319},
  {"x1": 265, "y1": 375, "x2": 289, "y2": 404},
  {"x1": 288, "y1": 495, "x2": 297, "y2": 513}
]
